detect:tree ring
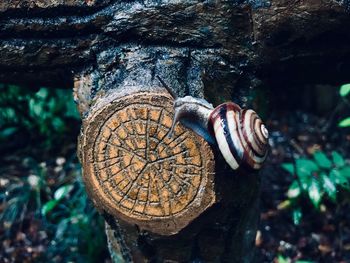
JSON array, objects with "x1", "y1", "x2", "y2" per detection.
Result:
[{"x1": 80, "y1": 91, "x2": 215, "y2": 235}]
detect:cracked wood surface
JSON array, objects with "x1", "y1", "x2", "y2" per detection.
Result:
[
  {"x1": 75, "y1": 56, "x2": 261, "y2": 261},
  {"x1": 80, "y1": 91, "x2": 215, "y2": 235},
  {"x1": 1, "y1": 0, "x2": 350, "y2": 262}
]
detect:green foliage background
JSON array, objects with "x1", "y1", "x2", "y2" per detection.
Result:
[
  {"x1": 0, "y1": 84, "x2": 80, "y2": 148},
  {"x1": 0, "y1": 84, "x2": 108, "y2": 262}
]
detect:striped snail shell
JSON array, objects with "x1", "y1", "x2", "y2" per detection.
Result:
[
  {"x1": 209, "y1": 102, "x2": 269, "y2": 170},
  {"x1": 156, "y1": 76, "x2": 269, "y2": 171}
]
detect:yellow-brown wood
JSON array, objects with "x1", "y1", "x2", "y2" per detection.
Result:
[{"x1": 80, "y1": 91, "x2": 215, "y2": 235}]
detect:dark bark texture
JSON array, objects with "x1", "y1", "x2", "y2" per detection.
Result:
[
  {"x1": 1, "y1": 1, "x2": 350, "y2": 89},
  {"x1": 1, "y1": 0, "x2": 350, "y2": 262}
]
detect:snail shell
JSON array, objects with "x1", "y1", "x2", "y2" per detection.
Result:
[
  {"x1": 209, "y1": 102, "x2": 269, "y2": 170},
  {"x1": 157, "y1": 76, "x2": 268, "y2": 171}
]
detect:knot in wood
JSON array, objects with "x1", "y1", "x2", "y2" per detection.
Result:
[{"x1": 80, "y1": 91, "x2": 215, "y2": 235}]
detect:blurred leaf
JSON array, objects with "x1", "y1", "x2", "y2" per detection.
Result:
[
  {"x1": 287, "y1": 180, "x2": 301, "y2": 198},
  {"x1": 313, "y1": 151, "x2": 332, "y2": 169},
  {"x1": 7, "y1": 85, "x2": 21, "y2": 96},
  {"x1": 1, "y1": 108, "x2": 17, "y2": 123},
  {"x1": 29, "y1": 98, "x2": 44, "y2": 117},
  {"x1": 41, "y1": 200, "x2": 58, "y2": 216},
  {"x1": 36, "y1": 87, "x2": 49, "y2": 100},
  {"x1": 332, "y1": 151, "x2": 345, "y2": 167},
  {"x1": 52, "y1": 117, "x2": 65, "y2": 132},
  {"x1": 292, "y1": 207, "x2": 302, "y2": 225},
  {"x1": 65, "y1": 99, "x2": 80, "y2": 119},
  {"x1": 55, "y1": 218, "x2": 70, "y2": 240},
  {"x1": 340, "y1": 83, "x2": 350, "y2": 97},
  {"x1": 320, "y1": 173, "x2": 337, "y2": 201},
  {"x1": 277, "y1": 200, "x2": 291, "y2": 210},
  {"x1": 339, "y1": 166, "x2": 350, "y2": 178},
  {"x1": 296, "y1": 159, "x2": 318, "y2": 178},
  {"x1": 277, "y1": 255, "x2": 289, "y2": 263},
  {"x1": 0, "y1": 193, "x2": 29, "y2": 227},
  {"x1": 329, "y1": 169, "x2": 350, "y2": 190},
  {"x1": 54, "y1": 185, "x2": 73, "y2": 201},
  {"x1": 282, "y1": 163, "x2": 295, "y2": 175},
  {"x1": 298, "y1": 176, "x2": 311, "y2": 192},
  {"x1": 0, "y1": 85, "x2": 80, "y2": 150},
  {"x1": 339, "y1": 117, "x2": 350, "y2": 128},
  {"x1": 47, "y1": 97, "x2": 58, "y2": 113},
  {"x1": 0, "y1": 84, "x2": 107, "y2": 261},
  {"x1": 0, "y1": 127, "x2": 17, "y2": 139},
  {"x1": 308, "y1": 179, "x2": 322, "y2": 208},
  {"x1": 295, "y1": 159, "x2": 318, "y2": 191}
]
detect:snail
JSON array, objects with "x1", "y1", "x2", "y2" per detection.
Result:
[{"x1": 157, "y1": 76, "x2": 269, "y2": 170}]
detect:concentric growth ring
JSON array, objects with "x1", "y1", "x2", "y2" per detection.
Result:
[{"x1": 80, "y1": 91, "x2": 215, "y2": 235}]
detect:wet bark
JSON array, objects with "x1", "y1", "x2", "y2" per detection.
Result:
[
  {"x1": 74, "y1": 46, "x2": 261, "y2": 262},
  {"x1": 1, "y1": 1, "x2": 350, "y2": 88},
  {"x1": 1, "y1": 0, "x2": 350, "y2": 262}
]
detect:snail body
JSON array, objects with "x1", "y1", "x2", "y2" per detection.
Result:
[
  {"x1": 169, "y1": 96, "x2": 216, "y2": 145},
  {"x1": 157, "y1": 76, "x2": 269, "y2": 170}
]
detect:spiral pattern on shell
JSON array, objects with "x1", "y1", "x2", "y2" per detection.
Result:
[{"x1": 209, "y1": 102, "x2": 269, "y2": 170}]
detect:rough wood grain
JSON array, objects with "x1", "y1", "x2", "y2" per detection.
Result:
[
  {"x1": 72, "y1": 45, "x2": 262, "y2": 261},
  {"x1": 80, "y1": 91, "x2": 215, "y2": 235},
  {"x1": 1, "y1": 0, "x2": 350, "y2": 262},
  {"x1": 1, "y1": 1, "x2": 349, "y2": 88}
]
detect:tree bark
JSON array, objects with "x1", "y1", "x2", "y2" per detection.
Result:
[
  {"x1": 1, "y1": 0, "x2": 350, "y2": 262},
  {"x1": 75, "y1": 46, "x2": 261, "y2": 262},
  {"x1": 1, "y1": 1, "x2": 350, "y2": 87}
]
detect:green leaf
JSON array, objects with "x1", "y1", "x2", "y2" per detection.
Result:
[
  {"x1": 296, "y1": 159, "x2": 318, "y2": 178},
  {"x1": 29, "y1": 98, "x2": 44, "y2": 117},
  {"x1": 35, "y1": 87, "x2": 49, "y2": 100},
  {"x1": 308, "y1": 179, "x2": 322, "y2": 208},
  {"x1": 295, "y1": 159, "x2": 318, "y2": 190},
  {"x1": 339, "y1": 166, "x2": 350, "y2": 178},
  {"x1": 0, "y1": 127, "x2": 17, "y2": 139},
  {"x1": 41, "y1": 199, "x2": 58, "y2": 216},
  {"x1": 47, "y1": 97, "x2": 58, "y2": 113},
  {"x1": 330, "y1": 169, "x2": 350, "y2": 190},
  {"x1": 320, "y1": 173, "x2": 337, "y2": 201},
  {"x1": 8, "y1": 85, "x2": 21, "y2": 95},
  {"x1": 313, "y1": 151, "x2": 332, "y2": 169},
  {"x1": 282, "y1": 163, "x2": 295, "y2": 175},
  {"x1": 277, "y1": 255, "x2": 289, "y2": 263},
  {"x1": 1, "y1": 108, "x2": 16, "y2": 122},
  {"x1": 55, "y1": 218, "x2": 70, "y2": 240},
  {"x1": 54, "y1": 185, "x2": 73, "y2": 201},
  {"x1": 299, "y1": 175, "x2": 311, "y2": 191},
  {"x1": 65, "y1": 100, "x2": 80, "y2": 119},
  {"x1": 339, "y1": 117, "x2": 350, "y2": 128},
  {"x1": 292, "y1": 207, "x2": 302, "y2": 225},
  {"x1": 340, "y1": 83, "x2": 350, "y2": 97},
  {"x1": 287, "y1": 180, "x2": 301, "y2": 198},
  {"x1": 332, "y1": 151, "x2": 345, "y2": 167},
  {"x1": 52, "y1": 117, "x2": 65, "y2": 132}
]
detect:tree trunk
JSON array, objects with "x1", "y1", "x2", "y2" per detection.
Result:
[
  {"x1": 1, "y1": 0, "x2": 350, "y2": 262},
  {"x1": 75, "y1": 46, "x2": 261, "y2": 262}
]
